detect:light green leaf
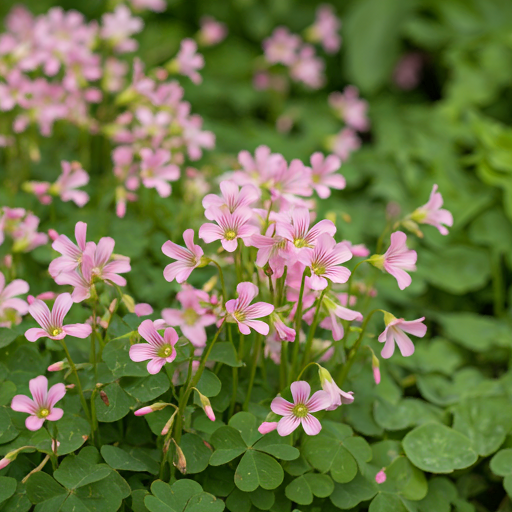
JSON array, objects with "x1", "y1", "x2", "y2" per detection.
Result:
[
  {"x1": 209, "y1": 343, "x2": 243, "y2": 367},
  {"x1": 253, "y1": 431, "x2": 300, "y2": 460},
  {"x1": 94, "y1": 382, "x2": 133, "y2": 422},
  {"x1": 330, "y1": 473, "x2": 377, "y2": 509},
  {"x1": 101, "y1": 445, "x2": 160, "y2": 474},
  {"x1": 180, "y1": 433, "x2": 212, "y2": 474},
  {"x1": 234, "y1": 451, "x2": 284, "y2": 492},
  {"x1": 490, "y1": 449, "x2": 512, "y2": 477},
  {"x1": 196, "y1": 370, "x2": 221, "y2": 398},
  {"x1": 209, "y1": 426, "x2": 247, "y2": 466},
  {"x1": 403, "y1": 423, "x2": 478, "y2": 473}
]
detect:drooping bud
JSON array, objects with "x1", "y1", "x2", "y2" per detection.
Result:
[
  {"x1": 194, "y1": 388, "x2": 215, "y2": 422},
  {"x1": 258, "y1": 422, "x2": 278, "y2": 435},
  {"x1": 161, "y1": 410, "x2": 178, "y2": 436},
  {"x1": 135, "y1": 402, "x2": 171, "y2": 417},
  {"x1": 202, "y1": 274, "x2": 217, "y2": 293},
  {"x1": 100, "y1": 390, "x2": 109, "y2": 406},
  {"x1": 172, "y1": 439, "x2": 187, "y2": 475},
  {"x1": 122, "y1": 294, "x2": 135, "y2": 313},
  {"x1": 383, "y1": 311, "x2": 397, "y2": 326},
  {"x1": 372, "y1": 354, "x2": 381, "y2": 385},
  {"x1": 48, "y1": 361, "x2": 67, "y2": 372}
]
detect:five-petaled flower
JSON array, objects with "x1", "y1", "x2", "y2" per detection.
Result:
[
  {"x1": 411, "y1": 184, "x2": 453, "y2": 235},
  {"x1": 379, "y1": 312, "x2": 427, "y2": 358},
  {"x1": 162, "y1": 229, "x2": 205, "y2": 283},
  {"x1": 11, "y1": 375, "x2": 66, "y2": 431}
]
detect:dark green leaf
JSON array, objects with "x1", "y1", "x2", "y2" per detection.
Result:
[
  {"x1": 53, "y1": 454, "x2": 111, "y2": 489},
  {"x1": 0, "y1": 477, "x2": 17, "y2": 503},
  {"x1": 209, "y1": 342, "x2": 242, "y2": 367},
  {"x1": 253, "y1": 431, "x2": 300, "y2": 460},
  {"x1": 123, "y1": 373, "x2": 170, "y2": 403},
  {"x1": 180, "y1": 433, "x2": 212, "y2": 474},
  {"x1": 209, "y1": 426, "x2": 247, "y2": 466},
  {"x1": 101, "y1": 445, "x2": 160, "y2": 474},
  {"x1": 94, "y1": 382, "x2": 134, "y2": 422},
  {"x1": 234, "y1": 451, "x2": 284, "y2": 492},
  {"x1": 196, "y1": 370, "x2": 221, "y2": 398}
]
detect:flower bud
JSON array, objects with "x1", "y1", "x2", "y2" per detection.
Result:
[
  {"x1": 367, "y1": 254, "x2": 385, "y2": 270},
  {"x1": 161, "y1": 411, "x2": 177, "y2": 436},
  {"x1": 258, "y1": 422, "x2": 278, "y2": 435},
  {"x1": 172, "y1": 439, "x2": 187, "y2": 475},
  {"x1": 122, "y1": 294, "x2": 135, "y2": 313},
  {"x1": 375, "y1": 469, "x2": 386, "y2": 484},
  {"x1": 372, "y1": 354, "x2": 381, "y2": 385},
  {"x1": 48, "y1": 361, "x2": 67, "y2": 372},
  {"x1": 135, "y1": 402, "x2": 170, "y2": 416},
  {"x1": 100, "y1": 390, "x2": 109, "y2": 406},
  {"x1": 195, "y1": 389, "x2": 215, "y2": 422}
]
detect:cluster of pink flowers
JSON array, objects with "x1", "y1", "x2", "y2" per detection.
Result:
[
  {"x1": 0, "y1": 207, "x2": 48, "y2": 252},
  {"x1": 108, "y1": 58, "x2": 214, "y2": 217},
  {"x1": 305, "y1": 4, "x2": 342, "y2": 54},
  {"x1": 198, "y1": 17, "x2": 228, "y2": 47},
  {"x1": 23, "y1": 160, "x2": 89, "y2": 207}
]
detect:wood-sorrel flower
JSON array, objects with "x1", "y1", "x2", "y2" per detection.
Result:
[
  {"x1": 202, "y1": 180, "x2": 259, "y2": 220},
  {"x1": 411, "y1": 184, "x2": 453, "y2": 235},
  {"x1": 162, "y1": 229, "x2": 206, "y2": 283},
  {"x1": 270, "y1": 381, "x2": 331, "y2": 436},
  {"x1": 11, "y1": 375, "x2": 66, "y2": 431},
  {"x1": 318, "y1": 366, "x2": 354, "y2": 410},
  {"x1": 25, "y1": 293, "x2": 92, "y2": 342},
  {"x1": 368, "y1": 231, "x2": 417, "y2": 290},
  {"x1": 129, "y1": 319, "x2": 178, "y2": 374},
  {"x1": 225, "y1": 282, "x2": 274, "y2": 335},
  {"x1": 379, "y1": 312, "x2": 427, "y2": 358},
  {"x1": 49, "y1": 221, "x2": 91, "y2": 277},
  {"x1": 0, "y1": 271, "x2": 29, "y2": 327},
  {"x1": 309, "y1": 152, "x2": 345, "y2": 199}
]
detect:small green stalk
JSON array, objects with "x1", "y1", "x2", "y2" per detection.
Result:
[
  {"x1": 290, "y1": 269, "x2": 307, "y2": 383},
  {"x1": 301, "y1": 288, "x2": 327, "y2": 370},
  {"x1": 243, "y1": 333, "x2": 262, "y2": 410}
]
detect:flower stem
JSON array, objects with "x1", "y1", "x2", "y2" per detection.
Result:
[
  {"x1": 228, "y1": 324, "x2": 238, "y2": 417},
  {"x1": 210, "y1": 259, "x2": 227, "y2": 301},
  {"x1": 60, "y1": 340, "x2": 91, "y2": 424},
  {"x1": 243, "y1": 333, "x2": 262, "y2": 410},
  {"x1": 301, "y1": 288, "x2": 327, "y2": 370},
  {"x1": 290, "y1": 270, "x2": 307, "y2": 384},
  {"x1": 336, "y1": 309, "x2": 380, "y2": 386}
]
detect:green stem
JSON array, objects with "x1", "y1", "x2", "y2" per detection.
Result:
[
  {"x1": 492, "y1": 251, "x2": 505, "y2": 317},
  {"x1": 336, "y1": 309, "x2": 380, "y2": 386},
  {"x1": 268, "y1": 275, "x2": 275, "y2": 304},
  {"x1": 228, "y1": 324, "x2": 238, "y2": 417},
  {"x1": 290, "y1": 270, "x2": 307, "y2": 384},
  {"x1": 280, "y1": 342, "x2": 288, "y2": 389},
  {"x1": 243, "y1": 334, "x2": 262, "y2": 410},
  {"x1": 210, "y1": 260, "x2": 227, "y2": 301},
  {"x1": 301, "y1": 288, "x2": 327, "y2": 369},
  {"x1": 276, "y1": 266, "x2": 288, "y2": 307},
  {"x1": 60, "y1": 340, "x2": 91, "y2": 423}
]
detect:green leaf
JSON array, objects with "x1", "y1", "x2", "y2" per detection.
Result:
[
  {"x1": 209, "y1": 342, "x2": 243, "y2": 367},
  {"x1": 490, "y1": 449, "x2": 512, "y2": 476},
  {"x1": 0, "y1": 381, "x2": 16, "y2": 406},
  {"x1": 343, "y1": 436, "x2": 373, "y2": 469},
  {"x1": 285, "y1": 474, "x2": 334, "y2": 505},
  {"x1": 416, "y1": 477, "x2": 457, "y2": 512},
  {"x1": 145, "y1": 480, "x2": 215, "y2": 512},
  {"x1": 25, "y1": 472, "x2": 67, "y2": 505},
  {"x1": 94, "y1": 382, "x2": 133, "y2": 422},
  {"x1": 226, "y1": 489, "x2": 251, "y2": 512},
  {"x1": 234, "y1": 450, "x2": 284, "y2": 492},
  {"x1": 368, "y1": 493, "x2": 410, "y2": 512},
  {"x1": 183, "y1": 492, "x2": 225, "y2": 511},
  {"x1": 330, "y1": 473, "x2": 377, "y2": 509},
  {"x1": 249, "y1": 488, "x2": 274, "y2": 510},
  {"x1": 452, "y1": 396, "x2": 512, "y2": 456},
  {"x1": 0, "y1": 329, "x2": 19, "y2": 350},
  {"x1": 0, "y1": 477, "x2": 17, "y2": 504},
  {"x1": 55, "y1": 415, "x2": 90, "y2": 455},
  {"x1": 228, "y1": 412, "x2": 261, "y2": 447},
  {"x1": 131, "y1": 489, "x2": 151, "y2": 512},
  {"x1": 209, "y1": 426, "x2": 247, "y2": 466},
  {"x1": 102, "y1": 336, "x2": 148, "y2": 378},
  {"x1": 101, "y1": 445, "x2": 160, "y2": 474},
  {"x1": 253, "y1": 431, "x2": 300, "y2": 460},
  {"x1": 180, "y1": 433, "x2": 212, "y2": 474},
  {"x1": 196, "y1": 370, "x2": 221, "y2": 398},
  {"x1": 53, "y1": 454, "x2": 111, "y2": 489},
  {"x1": 123, "y1": 373, "x2": 170, "y2": 402},
  {"x1": 403, "y1": 423, "x2": 478, "y2": 473},
  {"x1": 0, "y1": 408, "x2": 19, "y2": 444},
  {"x1": 303, "y1": 435, "x2": 358, "y2": 483}
]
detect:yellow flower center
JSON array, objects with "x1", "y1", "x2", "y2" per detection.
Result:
[
  {"x1": 312, "y1": 263, "x2": 325, "y2": 276},
  {"x1": 292, "y1": 404, "x2": 308, "y2": 418},
  {"x1": 51, "y1": 328, "x2": 62, "y2": 337},
  {"x1": 225, "y1": 230, "x2": 237, "y2": 240},
  {"x1": 294, "y1": 238, "x2": 307, "y2": 248},
  {"x1": 39, "y1": 408, "x2": 50, "y2": 418},
  {"x1": 183, "y1": 308, "x2": 198, "y2": 326},
  {"x1": 158, "y1": 344, "x2": 174, "y2": 358}
]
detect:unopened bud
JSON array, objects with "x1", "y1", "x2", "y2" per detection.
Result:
[
  {"x1": 65, "y1": 384, "x2": 75, "y2": 390},
  {"x1": 202, "y1": 274, "x2": 217, "y2": 293},
  {"x1": 263, "y1": 264, "x2": 273, "y2": 277},
  {"x1": 48, "y1": 229, "x2": 59, "y2": 241},
  {"x1": 372, "y1": 355, "x2": 381, "y2": 385},
  {"x1": 161, "y1": 410, "x2": 178, "y2": 436},
  {"x1": 135, "y1": 402, "x2": 170, "y2": 416},
  {"x1": 367, "y1": 254, "x2": 385, "y2": 270},
  {"x1": 375, "y1": 469, "x2": 386, "y2": 484},
  {"x1": 172, "y1": 439, "x2": 187, "y2": 474},
  {"x1": 122, "y1": 294, "x2": 135, "y2": 313},
  {"x1": 48, "y1": 361, "x2": 67, "y2": 372},
  {"x1": 258, "y1": 422, "x2": 278, "y2": 435},
  {"x1": 194, "y1": 389, "x2": 215, "y2": 422},
  {"x1": 100, "y1": 390, "x2": 109, "y2": 406}
]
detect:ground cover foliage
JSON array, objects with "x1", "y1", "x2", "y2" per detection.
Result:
[{"x1": 0, "y1": 0, "x2": 512, "y2": 511}]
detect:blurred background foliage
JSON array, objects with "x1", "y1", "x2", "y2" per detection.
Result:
[{"x1": 1, "y1": 0, "x2": 512, "y2": 510}]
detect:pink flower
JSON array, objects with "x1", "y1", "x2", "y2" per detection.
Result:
[
  {"x1": 373, "y1": 366, "x2": 381, "y2": 385},
  {"x1": 49, "y1": 221, "x2": 90, "y2": 277},
  {"x1": 310, "y1": 153, "x2": 345, "y2": 199},
  {"x1": 379, "y1": 313, "x2": 426, "y2": 359},
  {"x1": 199, "y1": 207, "x2": 258, "y2": 252},
  {"x1": 0, "y1": 271, "x2": 29, "y2": 326},
  {"x1": 174, "y1": 38, "x2": 204, "y2": 84},
  {"x1": 11, "y1": 213, "x2": 48, "y2": 252},
  {"x1": 369, "y1": 231, "x2": 417, "y2": 290},
  {"x1": 300, "y1": 234, "x2": 352, "y2": 290},
  {"x1": 101, "y1": 5, "x2": 143, "y2": 53},
  {"x1": 11, "y1": 375, "x2": 65, "y2": 431},
  {"x1": 319, "y1": 296, "x2": 363, "y2": 341},
  {"x1": 129, "y1": 0, "x2": 166, "y2": 12},
  {"x1": 276, "y1": 208, "x2": 336, "y2": 262},
  {"x1": 129, "y1": 319, "x2": 178, "y2": 374},
  {"x1": 161, "y1": 287, "x2": 216, "y2": 347},
  {"x1": 199, "y1": 16, "x2": 227, "y2": 46},
  {"x1": 54, "y1": 161, "x2": 89, "y2": 207},
  {"x1": 134, "y1": 303, "x2": 153, "y2": 317},
  {"x1": 269, "y1": 158, "x2": 312, "y2": 200},
  {"x1": 225, "y1": 282, "x2": 274, "y2": 335},
  {"x1": 86, "y1": 237, "x2": 131, "y2": 286},
  {"x1": 251, "y1": 229, "x2": 288, "y2": 278},
  {"x1": 25, "y1": 293, "x2": 92, "y2": 342},
  {"x1": 263, "y1": 27, "x2": 301, "y2": 66},
  {"x1": 393, "y1": 53, "x2": 423, "y2": 90},
  {"x1": 375, "y1": 470, "x2": 387, "y2": 484},
  {"x1": 202, "y1": 180, "x2": 259, "y2": 221},
  {"x1": 258, "y1": 421, "x2": 278, "y2": 434},
  {"x1": 290, "y1": 45, "x2": 325, "y2": 89},
  {"x1": 162, "y1": 229, "x2": 204, "y2": 283},
  {"x1": 308, "y1": 4, "x2": 341, "y2": 53},
  {"x1": 328, "y1": 128, "x2": 361, "y2": 162},
  {"x1": 411, "y1": 184, "x2": 453, "y2": 235},
  {"x1": 342, "y1": 240, "x2": 370, "y2": 258},
  {"x1": 134, "y1": 402, "x2": 169, "y2": 415},
  {"x1": 318, "y1": 366, "x2": 354, "y2": 411},
  {"x1": 270, "y1": 381, "x2": 331, "y2": 436},
  {"x1": 48, "y1": 361, "x2": 66, "y2": 372},
  {"x1": 139, "y1": 148, "x2": 180, "y2": 198},
  {"x1": 272, "y1": 313, "x2": 296, "y2": 342},
  {"x1": 234, "y1": 145, "x2": 285, "y2": 189},
  {"x1": 329, "y1": 86, "x2": 369, "y2": 132}
]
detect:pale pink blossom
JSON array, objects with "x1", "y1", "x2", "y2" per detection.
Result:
[
  {"x1": 54, "y1": 161, "x2": 89, "y2": 207},
  {"x1": 234, "y1": 145, "x2": 286, "y2": 188},
  {"x1": 258, "y1": 421, "x2": 278, "y2": 434},
  {"x1": 101, "y1": 5, "x2": 143, "y2": 53},
  {"x1": 379, "y1": 313, "x2": 426, "y2": 359},
  {"x1": 23, "y1": 181, "x2": 52, "y2": 204},
  {"x1": 369, "y1": 231, "x2": 417, "y2": 290},
  {"x1": 373, "y1": 366, "x2": 381, "y2": 385},
  {"x1": 319, "y1": 296, "x2": 363, "y2": 341},
  {"x1": 162, "y1": 229, "x2": 204, "y2": 283},
  {"x1": 129, "y1": 0, "x2": 166, "y2": 12},
  {"x1": 300, "y1": 234, "x2": 352, "y2": 290},
  {"x1": 160, "y1": 287, "x2": 216, "y2": 347},
  {"x1": 25, "y1": 293, "x2": 92, "y2": 342},
  {"x1": 329, "y1": 128, "x2": 361, "y2": 162},
  {"x1": 393, "y1": 53, "x2": 423, "y2": 90},
  {"x1": 49, "y1": 221, "x2": 90, "y2": 277},
  {"x1": 251, "y1": 229, "x2": 288, "y2": 279},
  {"x1": 48, "y1": 361, "x2": 66, "y2": 372},
  {"x1": 329, "y1": 86, "x2": 369, "y2": 132},
  {"x1": 182, "y1": 114, "x2": 215, "y2": 160},
  {"x1": 290, "y1": 45, "x2": 325, "y2": 89},
  {"x1": 199, "y1": 16, "x2": 227, "y2": 46},
  {"x1": 199, "y1": 207, "x2": 258, "y2": 252},
  {"x1": 11, "y1": 375, "x2": 65, "y2": 431},
  {"x1": 139, "y1": 148, "x2": 179, "y2": 198},
  {"x1": 376, "y1": 470, "x2": 387, "y2": 484},
  {"x1": 269, "y1": 158, "x2": 312, "y2": 200},
  {"x1": 310, "y1": 152, "x2": 345, "y2": 198},
  {"x1": 27, "y1": 292, "x2": 57, "y2": 305},
  {"x1": 225, "y1": 282, "x2": 274, "y2": 335},
  {"x1": 85, "y1": 237, "x2": 131, "y2": 287},
  {"x1": 272, "y1": 313, "x2": 296, "y2": 342},
  {"x1": 11, "y1": 213, "x2": 48, "y2": 252},
  {"x1": 411, "y1": 184, "x2": 453, "y2": 235},
  {"x1": 342, "y1": 240, "x2": 370, "y2": 258},
  {"x1": 263, "y1": 27, "x2": 301, "y2": 66},
  {"x1": 203, "y1": 181, "x2": 259, "y2": 221},
  {"x1": 174, "y1": 39, "x2": 204, "y2": 84},
  {"x1": 308, "y1": 4, "x2": 341, "y2": 53},
  {"x1": 135, "y1": 303, "x2": 153, "y2": 317},
  {"x1": 129, "y1": 319, "x2": 178, "y2": 374},
  {"x1": 318, "y1": 366, "x2": 354, "y2": 411},
  {"x1": 271, "y1": 381, "x2": 331, "y2": 436}
]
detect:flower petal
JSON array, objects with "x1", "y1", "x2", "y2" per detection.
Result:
[
  {"x1": 11, "y1": 395, "x2": 37, "y2": 414},
  {"x1": 291, "y1": 381, "x2": 311, "y2": 405},
  {"x1": 301, "y1": 414, "x2": 322, "y2": 436},
  {"x1": 271, "y1": 396, "x2": 294, "y2": 416},
  {"x1": 277, "y1": 415, "x2": 300, "y2": 436}
]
